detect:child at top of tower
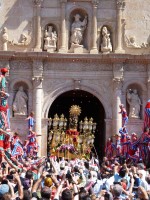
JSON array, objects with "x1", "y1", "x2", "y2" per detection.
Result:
[{"x1": 119, "y1": 104, "x2": 128, "y2": 128}]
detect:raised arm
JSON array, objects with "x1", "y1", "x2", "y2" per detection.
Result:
[{"x1": 13, "y1": 173, "x2": 24, "y2": 199}]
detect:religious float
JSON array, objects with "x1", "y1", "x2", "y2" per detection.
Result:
[{"x1": 47, "y1": 105, "x2": 96, "y2": 160}]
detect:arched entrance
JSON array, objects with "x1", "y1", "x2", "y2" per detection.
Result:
[{"x1": 48, "y1": 90, "x2": 106, "y2": 160}]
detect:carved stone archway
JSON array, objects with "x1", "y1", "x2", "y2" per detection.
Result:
[{"x1": 42, "y1": 84, "x2": 111, "y2": 119}]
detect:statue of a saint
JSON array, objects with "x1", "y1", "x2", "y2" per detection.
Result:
[
  {"x1": 70, "y1": 14, "x2": 87, "y2": 45},
  {"x1": 13, "y1": 86, "x2": 28, "y2": 116},
  {"x1": 101, "y1": 26, "x2": 112, "y2": 53},
  {"x1": 1, "y1": 27, "x2": 9, "y2": 51},
  {"x1": 44, "y1": 26, "x2": 57, "y2": 52},
  {"x1": 127, "y1": 89, "x2": 141, "y2": 118}
]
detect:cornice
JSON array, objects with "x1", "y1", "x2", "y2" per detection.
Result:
[{"x1": 0, "y1": 51, "x2": 150, "y2": 64}]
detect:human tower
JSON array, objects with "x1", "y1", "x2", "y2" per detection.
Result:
[
  {"x1": 0, "y1": 68, "x2": 38, "y2": 162},
  {"x1": 105, "y1": 103, "x2": 150, "y2": 166}
]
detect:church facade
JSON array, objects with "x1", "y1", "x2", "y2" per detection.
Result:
[{"x1": 0, "y1": 0, "x2": 150, "y2": 156}]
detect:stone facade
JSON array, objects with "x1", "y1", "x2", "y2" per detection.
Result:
[{"x1": 0, "y1": 0, "x2": 150, "y2": 156}]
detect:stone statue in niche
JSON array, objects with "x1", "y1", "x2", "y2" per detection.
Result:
[
  {"x1": 69, "y1": 14, "x2": 88, "y2": 53},
  {"x1": 12, "y1": 86, "x2": 28, "y2": 116},
  {"x1": 127, "y1": 89, "x2": 141, "y2": 119},
  {"x1": 44, "y1": 26, "x2": 57, "y2": 53},
  {"x1": 1, "y1": 27, "x2": 10, "y2": 51},
  {"x1": 101, "y1": 26, "x2": 112, "y2": 54},
  {"x1": 70, "y1": 14, "x2": 87, "y2": 45}
]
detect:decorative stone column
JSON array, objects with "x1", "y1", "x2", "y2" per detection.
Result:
[
  {"x1": 33, "y1": 0, "x2": 43, "y2": 51},
  {"x1": 59, "y1": 0, "x2": 67, "y2": 53},
  {"x1": 115, "y1": 0, "x2": 125, "y2": 53},
  {"x1": 32, "y1": 60, "x2": 43, "y2": 156},
  {"x1": 90, "y1": 0, "x2": 99, "y2": 54},
  {"x1": 113, "y1": 78, "x2": 123, "y2": 135},
  {"x1": 112, "y1": 64, "x2": 124, "y2": 135}
]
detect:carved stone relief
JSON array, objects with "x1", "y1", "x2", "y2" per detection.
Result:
[
  {"x1": 33, "y1": 60, "x2": 43, "y2": 71},
  {"x1": 116, "y1": 0, "x2": 126, "y2": 10},
  {"x1": 43, "y1": 79, "x2": 70, "y2": 95},
  {"x1": 125, "y1": 36, "x2": 141, "y2": 49},
  {"x1": 10, "y1": 61, "x2": 32, "y2": 70},
  {"x1": 89, "y1": 80, "x2": 112, "y2": 93},
  {"x1": 10, "y1": 22, "x2": 32, "y2": 47},
  {"x1": 44, "y1": 62, "x2": 112, "y2": 71},
  {"x1": 124, "y1": 35, "x2": 149, "y2": 49},
  {"x1": 84, "y1": 79, "x2": 112, "y2": 118},
  {"x1": 124, "y1": 64, "x2": 146, "y2": 72},
  {"x1": 33, "y1": 0, "x2": 43, "y2": 6},
  {"x1": 0, "y1": 61, "x2": 9, "y2": 69},
  {"x1": 113, "y1": 64, "x2": 124, "y2": 81},
  {"x1": 123, "y1": 21, "x2": 150, "y2": 49},
  {"x1": 113, "y1": 78, "x2": 123, "y2": 91},
  {"x1": 32, "y1": 76, "x2": 43, "y2": 89}
]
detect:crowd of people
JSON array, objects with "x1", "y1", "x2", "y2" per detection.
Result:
[
  {"x1": 0, "y1": 153, "x2": 150, "y2": 200},
  {"x1": 0, "y1": 67, "x2": 150, "y2": 199}
]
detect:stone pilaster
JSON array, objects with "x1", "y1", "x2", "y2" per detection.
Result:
[
  {"x1": 113, "y1": 78, "x2": 123, "y2": 135},
  {"x1": 59, "y1": 0, "x2": 67, "y2": 53},
  {"x1": 115, "y1": 0, "x2": 125, "y2": 53},
  {"x1": 90, "y1": 0, "x2": 99, "y2": 54},
  {"x1": 112, "y1": 63, "x2": 124, "y2": 135},
  {"x1": 32, "y1": 76, "x2": 43, "y2": 156},
  {"x1": 32, "y1": 60, "x2": 43, "y2": 156},
  {"x1": 33, "y1": 0, "x2": 43, "y2": 51}
]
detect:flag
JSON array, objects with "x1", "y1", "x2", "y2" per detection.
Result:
[
  {"x1": 11, "y1": 141, "x2": 24, "y2": 157},
  {"x1": 144, "y1": 99, "x2": 150, "y2": 129}
]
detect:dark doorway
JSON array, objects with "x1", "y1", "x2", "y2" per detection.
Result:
[{"x1": 48, "y1": 90, "x2": 105, "y2": 160}]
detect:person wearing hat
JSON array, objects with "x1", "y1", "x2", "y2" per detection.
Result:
[
  {"x1": 44, "y1": 177, "x2": 53, "y2": 188},
  {"x1": 0, "y1": 184, "x2": 9, "y2": 197},
  {"x1": 0, "y1": 68, "x2": 8, "y2": 91}
]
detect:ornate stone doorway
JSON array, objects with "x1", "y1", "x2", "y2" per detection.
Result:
[{"x1": 48, "y1": 90, "x2": 106, "y2": 160}]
